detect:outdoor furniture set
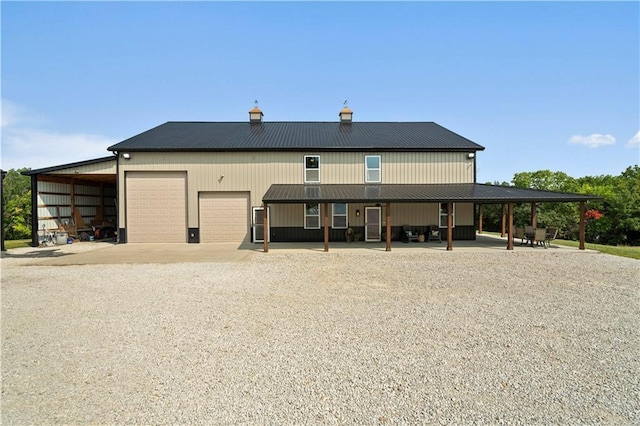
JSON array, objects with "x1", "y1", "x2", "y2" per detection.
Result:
[{"x1": 515, "y1": 226, "x2": 558, "y2": 248}]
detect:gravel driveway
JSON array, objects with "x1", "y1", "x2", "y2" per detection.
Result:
[{"x1": 2, "y1": 248, "x2": 639, "y2": 424}]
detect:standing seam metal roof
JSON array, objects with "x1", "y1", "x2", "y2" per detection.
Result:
[
  {"x1": 262, "y1": 184, "x2": 600, "y2": 204},
  {"x1": 107, "y1": 122, "x2": 485, "y2": 152}
]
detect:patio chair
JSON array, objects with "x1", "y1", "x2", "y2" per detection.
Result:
[
  {"x1": 402, "y1": 225, "x2": 416, "y2": 243},
  {"x1": 524, "y1": 225, "x2": 535, "y2": 246},
  {"x1": 427, "y1": 225, "x2": 441, "y2": 243},
  {"x1": 546, "y1": 227, "x2": 558, "y2": 247},
  {"x1": 534, "y1": 228, "x2": 547, "y2": 248}
]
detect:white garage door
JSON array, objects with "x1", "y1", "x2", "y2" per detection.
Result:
[
  {"x1": 126, "y1": 172, "x2": 187, "y2": 243},
  {"x1": 199, "y1": 192, "x2": 249, "y2": 243}
]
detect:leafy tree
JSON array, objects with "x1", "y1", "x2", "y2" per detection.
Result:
[
  {"x1": 486, "y1": 167, "x2": 640, "y2": 245},
  {"x1": 2, "y1": 168, "x2": 32, "y2": 240}
]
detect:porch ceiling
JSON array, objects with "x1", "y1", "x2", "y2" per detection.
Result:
[{"x1": 262, "y1": 183, "x2": 601, "y2": 204}]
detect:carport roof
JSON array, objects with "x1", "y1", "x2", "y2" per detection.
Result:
[
  {"x1": 22, "y1": 156, "x2": 116, "y2": 175},
  {"x1": 262, "y1": 183, "x2": 601, "y2": 204}
]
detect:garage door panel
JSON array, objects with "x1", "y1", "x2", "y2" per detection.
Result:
[
  {"x1": 126, "y1": 172, "x2": 187, "y2": 243},
  {"x1": 200, "y1": 192, "x2": 249, "y2": 243}
]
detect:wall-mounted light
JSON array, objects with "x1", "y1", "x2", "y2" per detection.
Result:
[
  {"x1": 467, "y1": 152, "x2": 475, "y2": 159},
  {"x1": 122, "y1": 153, "x2": 131, "y2": 160},
  {"x1": 356, "y1": 209, "x2": 360, "y2": 217},
  {"x1": 218, "y1": 174, "x2": 225, "y2": 183}
]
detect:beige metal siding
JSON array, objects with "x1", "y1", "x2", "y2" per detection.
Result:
[
  {"x1": 199, "y1": 192, "x2": 249, "y2": 242},
  {"x1": 50, "y1": 160, "x2": 117, "y2": 175},
  {"x1": 126, "y1": 172, "x2": 186, "y2": 243},
  {"x1": 116, "y1": 152, "x2": 475, "y2": 228}
]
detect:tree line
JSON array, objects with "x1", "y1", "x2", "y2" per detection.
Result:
[
  {"x1": 2, "y1": 165, "x2": 639, "y2": 245},
  {"x1": 480, "y1": 166, "x2": 640, "y2": 245}
]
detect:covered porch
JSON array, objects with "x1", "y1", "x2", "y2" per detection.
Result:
[{"x1": 261, "y1": 183, "x2": 600, "y2": 252}]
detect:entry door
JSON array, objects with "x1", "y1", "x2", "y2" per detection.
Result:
[
  {"x1": 365, "y1": 207, "x2": 381, "y2": 242},
  {"x1": 252, "y1": 207, "x2": 270, "y2": 243}
]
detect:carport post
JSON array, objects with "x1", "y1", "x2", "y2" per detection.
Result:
[
  {"x1": 478, "y1": 204, "x2": 483, "y2": 234},
  {"x1": 579, "y1": 201, "x2": 586, "y2": 250},
  {"x1": 323, "y1": 202, "x2": 329, "y2": 252},
  {"x1": 385, "y1": 202, "x2": 391, "y2": 251},
  {"x1": 263, "y1": 203, "x2": 269, "y2": 253},
  {"x1": 507, "y1": 203, "x2": 514, "y2": 250},
  {"x1": 0, "y1": 170, "x2": 5, "y2": 251},
  {"x1": 500, "y1": 203, "x2": 506, "y2": 237},
  {"x1": 30, "y1": 174, "x2": 39, "y2": 247},
  {"x1": 446, "y1": 202, "x2": 453, "y2": 251}
]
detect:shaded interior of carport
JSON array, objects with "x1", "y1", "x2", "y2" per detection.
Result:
[
  {"x1": 261, "y1": 183, "x2": 600, "y2": 252},
  {"x1": 22, "y1": 157, "x2": 117, "y2": 247}
]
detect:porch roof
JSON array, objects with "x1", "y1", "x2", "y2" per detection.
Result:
[{"x1": 262, "y1": 183, "x2": 600, "y2": 204}]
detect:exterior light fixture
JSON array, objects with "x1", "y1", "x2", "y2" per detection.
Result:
[
  {"x1": 467, "y1": 153, "x2": 475, "y2": 159},
  {"x1": 356, "y1": 209, "x2": 360, "y2": 217},
  {"x1": 122, "y1": 153, "x2": 131, "y2": 159}
]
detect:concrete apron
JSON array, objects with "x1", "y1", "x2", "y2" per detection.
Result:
[
  {"x1": 16, "y1": 242, "x2": 254, "y2": 266},
  {"x1": 12, "y1": 234, "x2": 580, "y2": 266}
]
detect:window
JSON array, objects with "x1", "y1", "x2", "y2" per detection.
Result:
[
  {"x1": 304, "y1": 155, "x2": 320, "y2": 183},
  {"x1": 332, "y1": 203, "x2": 348, "y2": 229},
  {"x1": 365, "y1": 155, "x2": 381, "y2": 183},
  {"x1": 304, "y1": 203, "x2": 320, "y2": 229},
  {"x1": 439, "y1": 203, "x2": 455, "y2": 228}
]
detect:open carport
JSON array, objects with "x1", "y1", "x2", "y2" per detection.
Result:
[{"x1": 22, "y1": 156, "x2": 117, "y2": 246}]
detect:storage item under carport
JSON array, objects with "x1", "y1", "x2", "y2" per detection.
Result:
[{"x1": 55, "y1": 231, "x2": 69, "y2": 245}]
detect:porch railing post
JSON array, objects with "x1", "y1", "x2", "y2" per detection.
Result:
[
  {"x1": 579, "y1": 201, "x2": 586, "y2": 250},
  {"x1": 447, "y1": 202, "x2": 453, "y2": 251},
  {"x1": 323, "y1": 202, "x2": 329, "y2": 252},
  {"x1": 263, "y1": 203, "x2": 269, "y2": 253},
  {"x1": 507, "y1": 202, "x2": 514, "y2": 250},
  {"x1": 386, "y1": 202, "x2": 391, "y2": 251}
]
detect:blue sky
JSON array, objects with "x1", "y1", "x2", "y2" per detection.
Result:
[{"x1": 2, "y1": 1, "x2": 638, "y2": 183}]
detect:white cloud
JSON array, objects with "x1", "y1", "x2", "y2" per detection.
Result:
[
  {"x1": 1, "y1": 99, "x2": 27, "y2": 128},
  {"x1": 626, "y1": 131, "x2": 640, "y2": 148},
  {"x1": 1, "y1": 99, "x2": 116, "y2": 170},
  {"x1": 568, "y1": 133, "x2": 616, "y2": 149}
]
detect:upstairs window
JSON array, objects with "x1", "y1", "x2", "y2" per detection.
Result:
[
  {"x1": 304, "y1": 203, "x2": 320, "y2": 229},
  {"x1": 365, "y1": 155, "x2": 381, "y2": 183},
  {"x1": 304, "y1": 155, "x2": 320, "y2": 183},
  {"x1": 332, "y1": 203, "x2": 348, "y2": 229}
]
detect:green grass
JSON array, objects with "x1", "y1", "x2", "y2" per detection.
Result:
[
  {"x1": 482, "y1": 231, "x2": 640, "y2": 260},
  {"x1": 4, "y1": 239, "x2": 32, "y2": 250},
  {"x1": 550, "y1": 239, "x2": 640, "y2": 260}
]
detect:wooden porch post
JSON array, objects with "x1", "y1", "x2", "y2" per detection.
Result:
[
  {"x1": 579, "y1": 201, "x2": 586, "y2": 250},
  {"x1": 531, "y1": 203, "x2": 537, "y2": 228},
  {"x1": 386, "y1": 202, "x2": 391, "y2": 251},
  {"x1": 478, "y1": 204, "x2": 483, "y2": 234},
  {"x1": 501, "y1": 203, "x2": 506, "y2": 237},
  {"x1": 323, "y1": 202, "x2": 329, "y2": 252},
  {"x1": 446, "y1": 202, "x2": 453, "y2": 251},
  {"x1": 263, "y1": 203, "x2": 269, "y2": 253},
  {"x1": 507, "y1": 203, "x2": 514, "y2": 250}
]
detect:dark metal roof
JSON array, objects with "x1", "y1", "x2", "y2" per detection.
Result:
[
  {"x1": 107, "y1": 122, "x2": 485, "y2": 152},
  {"x1": 262, "y1": 184, "x2": 601, "y2": 204},
  {"x1": 22, "y1": 156, "x2": 116, "y2": 176}
]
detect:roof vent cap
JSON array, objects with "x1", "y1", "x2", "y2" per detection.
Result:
[
  {"x1": 249, "y1": 100, "x2": 263, "y2": 123},
  {"x1": 339, "y1": 101, "x2": 353, "y2": 123}
]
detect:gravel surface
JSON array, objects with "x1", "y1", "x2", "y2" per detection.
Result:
[{"x1": 2, "y1": 249, "x2": 639, "y2": 424}]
